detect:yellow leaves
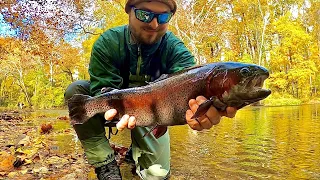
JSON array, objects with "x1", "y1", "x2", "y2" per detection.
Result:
[
  {"x1": 0, "y1": 152, "x2": 15, "y2": 172},
  {"x1": 0, "y1": 113, "x2": 92, "y2": 179},
  {"x1": 87, "y1": 168, "x2": 98, "y2": 179},
  {"x1": 17, "y1": 135, "x2": 31, "y2": 147},
  {"x1": 45, "y1": 156, "x2": 69, "y2": 168},
  {"x1": 267, "y1": 72, "x2": 288, "y2": 90}
]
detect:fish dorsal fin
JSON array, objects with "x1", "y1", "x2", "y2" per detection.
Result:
[
  {"x1": 146, "y1": 74, "x2": 169, "y2": 85},
  {"x1": 146, "y1": 65, "x2": 205, "y2": 85},
  {"x1": 172, "y1": 64, "x2": 205, "y2": 76},
  {"x1": 153, "y1": 74, "x2": 169, "y2": 82}
]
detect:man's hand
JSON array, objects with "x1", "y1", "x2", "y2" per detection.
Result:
[
  {"x1": 186, "y1": 96, "x2": 237, "y2": 131},
  {"x1": 104, "y1": 109, "x2": 136, "y2": 131}
]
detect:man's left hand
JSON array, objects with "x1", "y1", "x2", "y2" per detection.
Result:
[{"x1": 185, "y1": 96, "x2": 237, "y2": 131}]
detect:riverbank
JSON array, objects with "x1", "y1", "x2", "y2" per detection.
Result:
[
  {"x1": 0, "y1": 111, "x2": 94, "y2": 179},
  {"x1": 0, "y1": 109, "x2": 138, "y2": 180},
  {"x1": 263, "y1": 96, "x2": 320, "y2": 106}
]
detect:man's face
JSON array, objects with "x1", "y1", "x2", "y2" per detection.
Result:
[{"x1": 129, "y1": 1, "x2": 171, "y2": 45}]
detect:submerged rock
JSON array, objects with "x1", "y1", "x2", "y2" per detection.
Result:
[{"x1": 0, "y1": 112, "x2": 22, "y2": 121}]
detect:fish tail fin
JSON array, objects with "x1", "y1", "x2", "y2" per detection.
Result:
[{"x1": 67, "y1": 94, "x2": 92, "y2": 125}]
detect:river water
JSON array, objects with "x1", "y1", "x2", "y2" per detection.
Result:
[
  {"x1": 169, "y1": 104, "x2": 320, "y2": 179},
  {"x1": 24, "y1": 104, "x2": 320, "y2": 179}
]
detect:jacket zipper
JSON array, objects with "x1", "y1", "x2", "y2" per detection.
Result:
[{"x1": 136, "y1": 45, "x2": 142, "y2": 76}]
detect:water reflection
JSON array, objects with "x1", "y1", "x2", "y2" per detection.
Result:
[
  {"x1": 169, "y1": 104, "x2": 320, "y2": 179},
  {"x1": 22, "y1": 109, "x2": 81, "y2": 155},
  {"x1": 19, "y1": 105, "x2": 320, "y2": 179}
]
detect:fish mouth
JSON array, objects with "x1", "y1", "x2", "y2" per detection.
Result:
[
  {"x1": 244, "y1": 74, "x2": 271, "y2": 99},
  {"x1": 249, "y1": 74, "x2": 266, "y2": 88}
]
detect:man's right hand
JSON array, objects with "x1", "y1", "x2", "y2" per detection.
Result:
[{"x1": 104, "y1": 109, "x2": 136, "y2": 131}]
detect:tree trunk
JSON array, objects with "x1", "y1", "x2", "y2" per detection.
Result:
[
  {"x1": 19, "y1": 80, "x2": 32, "y2": 107},
  {"x1": 17, "y1": 70, "x2": 32, "y2": 107}
]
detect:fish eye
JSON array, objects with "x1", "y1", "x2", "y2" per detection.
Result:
[{"x1": 240, "y1": 67, "x2": 251, "y2": 77}]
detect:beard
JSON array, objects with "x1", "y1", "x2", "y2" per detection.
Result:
[{"x1": 129, "y1": 20, "x2": 167, "y2": 45}]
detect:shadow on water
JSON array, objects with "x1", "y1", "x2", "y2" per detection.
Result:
[{"x1": 9, "y1": 105, "x2": 320, "y2": 179}]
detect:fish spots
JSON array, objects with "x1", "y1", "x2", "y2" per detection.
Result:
[
  {"x1": 150, "y1": 100, "x2": 160, "y2": 126},
  {"x1": 122, "y1": 93, "x2": 153, "y2": 109},
  {"x1": 69, "y1": 62, "x2": 270, "y2": 127}
]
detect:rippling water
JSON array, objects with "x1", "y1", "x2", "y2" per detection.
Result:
[
  {"x1": 21, "y1": 105, "x2": 320, "y2": 179},
  {"x1": 169, "y1": 104, "x2": 320, "y2": 179}
]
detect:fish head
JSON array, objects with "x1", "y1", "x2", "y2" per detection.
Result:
[{"x1": 206, "y1": 62, "x2": 271, "y2": 108}]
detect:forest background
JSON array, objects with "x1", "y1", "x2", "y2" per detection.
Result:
[{"x1": 0, "y1": 0, "x2": 319, "y2": 109}]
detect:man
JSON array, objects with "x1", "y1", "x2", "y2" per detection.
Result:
[{"x1": 64, "y1": 0, "x2": 237, "y2": 179}]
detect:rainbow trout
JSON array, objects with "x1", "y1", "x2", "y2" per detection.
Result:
[{"x1": 68, "y1": 62, "x2": 271, "y2": 127}]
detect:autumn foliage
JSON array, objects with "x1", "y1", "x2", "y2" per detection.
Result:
[{"x1": 0, "y1": 0, "x2": 319, "y2": 107}]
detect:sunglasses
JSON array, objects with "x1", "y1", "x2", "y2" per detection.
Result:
[{"x1": 132, "y1": 7, "x2": 173, "y2": 24}]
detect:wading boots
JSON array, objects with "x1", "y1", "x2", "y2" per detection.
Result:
[{"x1": 95, "y1": 159, "x2": 122, "y2": 180}]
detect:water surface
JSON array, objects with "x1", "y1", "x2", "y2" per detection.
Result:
[
  {"x1": 20, "y1": 105, "x2": 320, "y2": 179},
  {"x1": 168, "y1": 104, "x2": 320, "y2": 179}
]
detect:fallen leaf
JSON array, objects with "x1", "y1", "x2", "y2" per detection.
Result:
[
  {"x1": 57, "y1": 116, "x2": 69, "y2": 120},
  {"x1": 33, "y1": 166, "x2": 48, "y2": 174},
  {"x1": 40, "y1": 124, "x2": 53, "y2": 134},
  {"x1": 23, "y1": 159, "x2": 32, "y2": 165},
  {"x1": 60, "y1": 173, "x2": 76, "y2": 180},
  {"x1": 7, "y1": 171, "x2": 17, "y2": 179},
  {"x1": 46, "y1": 156, "x2": 68, "y2": 168},
  {"x1": 32, "y1": 154, "x2": 41, "y2": 162},
  {"x1": 17, "y1": 135, "x2": 30, "y2": 146},
  {"x1": 0, "y1": 152, "x2": 14, "y2": 172},
  {"x1": 87, "y1": 168, "x2": 97, "y2": 179},
  {"x1": 20, "y1": 169, "x2": 28, "y2": 174}
]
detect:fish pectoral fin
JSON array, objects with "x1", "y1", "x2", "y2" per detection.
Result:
[
  {"x1": 191, "y1": 96, "x2": 227, "y2": 119},
  {"x1": 191, "y1": 99, "x2": 213, "y2": 119},
  {"x1": 210, "y1": 96, "x2": 227, "y2": 111},
  {"x1": 143, "y1": 125, "x2": 168, "y2": 139}
]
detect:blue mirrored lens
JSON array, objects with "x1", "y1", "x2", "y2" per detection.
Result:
[
  {"x1": 134, "y1": 7, "x2": 172, "y2": 24},
  {"x1": 158, "y1": 13, "x2": 172, "y2": 24},
  {"x1": 135, "y1": 9, "x2": 154, "y2": 23}
]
